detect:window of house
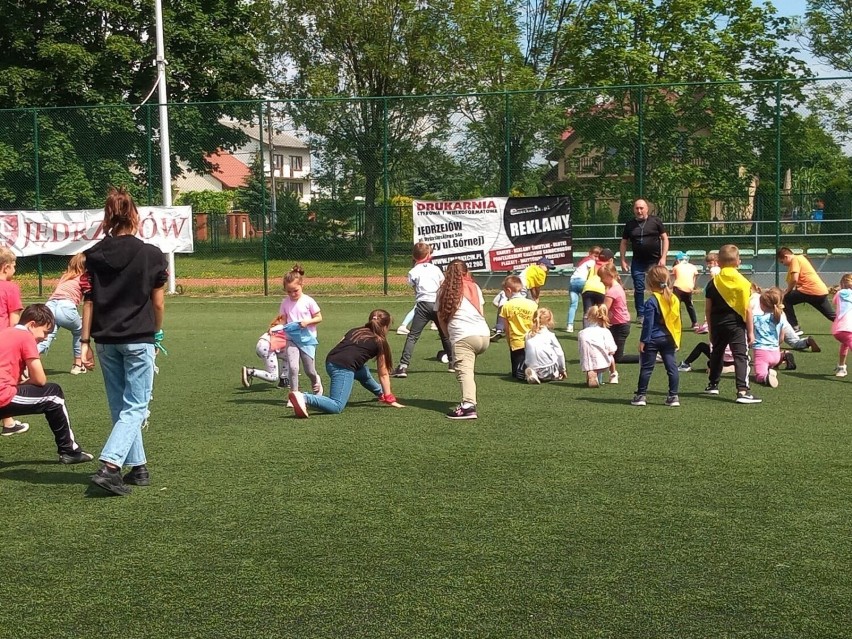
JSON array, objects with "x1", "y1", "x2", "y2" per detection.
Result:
[
  {"x1": 287, "y1": 182, "x2": 304, "y2": 197},
  {"x1": 290, "y1": 155, "x2": 303, "y2": 171},
  {"x1": 273, "y1": 154, "x2": 284, "y2": 169}
]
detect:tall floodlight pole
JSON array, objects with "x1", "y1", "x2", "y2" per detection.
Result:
[{"x1": 155, "y1": 0, "x2": 176, "y2": 293}]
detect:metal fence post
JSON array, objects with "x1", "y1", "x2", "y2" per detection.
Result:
[
  {"x1": 637, "y1": 86, "x2": 644, "y2": 198},
  {"x1": 383, "y1": 97, "x2": 390, "y2": 296},
  {"x1": 33, "y1": 108, "x2": 43, "y2": 297},
  {"x1": 774, "y1": 81, "x2": 782, "y2": 287},
  {"x1": 259, "y1": 99, "x2": 269, "y2": 296},
  {"x1": 504, "y1": 91, "x2": 511, "y2": 196}
]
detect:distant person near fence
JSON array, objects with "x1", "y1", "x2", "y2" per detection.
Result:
[{"x1": 619, "y1": 199, "x2": 669, "y2": 324}]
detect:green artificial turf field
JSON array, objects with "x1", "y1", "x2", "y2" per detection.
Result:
[{"x1": 1, "y1": 296, "x2": 849, "y2": 638}]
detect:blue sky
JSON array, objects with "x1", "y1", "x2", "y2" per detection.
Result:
[{"x1": 760, "y1": 0, "x2": 840, "y2": 75}]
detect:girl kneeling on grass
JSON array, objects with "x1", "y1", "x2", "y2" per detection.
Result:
[{"x1": 289, "y1": 310, "x2": 403, "y2": 417}]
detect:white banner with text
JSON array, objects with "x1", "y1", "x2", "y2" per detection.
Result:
[
  {"x1": 412, "y1": 196, "x2": 572, "y2": 271},
  {"x1": 0, "y1": 206, "x2": 194, "y2": 256}
]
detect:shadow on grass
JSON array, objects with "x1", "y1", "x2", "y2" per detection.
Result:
[
  {"x1": 0, "y1": 467, "x2": 92, "y2": 485},
  {"x1": 388, "y1": 396, "x2": 454, "y2": 413}
]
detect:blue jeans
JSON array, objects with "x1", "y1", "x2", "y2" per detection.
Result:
[
  {"x1": 96, "y1": 343, "x2": 155, "y2": 468},
  {"x1": 39, "y1": 299, "x2": 83, "y2": 357},
  {"x1": 631, "y1": 259, "x2": 656, "y2": 319},
  {"x1": 303, "y1": 361, "x2": 382, "y2": 414},
  {"x1": 567, "y1": 278, "x2": 585, "y2": 326},
  {"x1": 636, "y1": 335, "x2": 679, "y2": 396}
]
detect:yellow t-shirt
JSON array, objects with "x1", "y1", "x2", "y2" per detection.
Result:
[
  {"x1": 787, "y1": 255, "x2": 828, "y2": 296},
  {"x1": 672, "y1": 262, "x2": 698, "y2": 292},
  {"x1": 500, "y1": 296, "x2": 538, "y2": 350},
  {"x1": 523, "y1": 264, "x2": 547, "y2": 290}
]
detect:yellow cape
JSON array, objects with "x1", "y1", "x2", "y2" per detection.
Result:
[
  {"x1": 652, "y1": 291, "x2": 682, "y2": 349},
  {"x1": 713, "y1": 266, "x2": 750, "y2": 321}
]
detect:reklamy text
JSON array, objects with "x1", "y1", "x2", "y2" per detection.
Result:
[{"x1": 509, "y1": 214, "x2": 570, "y2": 237}]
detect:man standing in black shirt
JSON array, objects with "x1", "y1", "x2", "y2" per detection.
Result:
[{"x1": 619, "y1": 199, "x2": 669, "y2": 323}]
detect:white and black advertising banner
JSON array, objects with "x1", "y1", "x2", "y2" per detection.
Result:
[
  {"x1": 413, "y1": 196, "x2": 571, "y2": 271},
  {"x1": 0, "y1": 206, "x2": 194, "y2": 256}
]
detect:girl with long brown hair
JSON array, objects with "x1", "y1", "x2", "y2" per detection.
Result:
[
  {"x1": 289, "y1": 309, "x2": 403, "y2": 417},
  {"x1": 38, "y1": 253, "x2": 88, "y2": 373},
  {"x1": 435, "y1": 260, "x2": 490, "y2": 419}
]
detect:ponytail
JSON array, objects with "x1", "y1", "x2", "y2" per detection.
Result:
[
  {"x1": 646, "y1": 265, "x2": 672, "y2": 303},
  {"x1": 349, "y1": 309, "x2": 393, "y2": 369},
  {"x1": 103, "y1": 186, "x2": 139, "y2": 236}
]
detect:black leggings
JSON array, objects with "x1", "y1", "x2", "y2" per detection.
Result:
[{"x1": 608, "y1": 323, "x2": 640, "y2": 363}]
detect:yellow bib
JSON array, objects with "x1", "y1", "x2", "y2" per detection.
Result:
[
  {"x1": 652, "y1": 291, "x2": 682, "y2": 349},
  {"x1": 714, "y1": 266, "x2": 750, "y2": 320}
]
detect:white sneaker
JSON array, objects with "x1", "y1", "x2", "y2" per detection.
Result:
[
  {"x1": 609, "y1": 371, "x2": 619, "y2": 385},
  {"x1": 836, "y1": 365, "x2": 848, "y2": 378},
  {"x1": 430, "y1": 322, "x2": 438, "y2": 331},
  {"x1": 566, "y1": 325, "x2": 574, "y2": 333},
  {"x1": 286, "y1": 399, "x2": 294, "y2": 407},
  {"x1": 525, "y1": 367, "x2": 541, "y2": 384},
  {"x1": 289, "y1": 391, "x2": 309, "y2": 418},
  {"x1": 70, "y1": 364, "x2": 87, "y2": 375},
  {"x1": 396, "y1": 326, "x2": 410, "y2": 335},
  {"x1": 766, "y1": 369, "x2": 779, "y2": 388},
  {"x1": 241, "y1": 366, "x2": 251, "y2": 388}
]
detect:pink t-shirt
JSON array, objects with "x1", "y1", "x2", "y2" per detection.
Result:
[
  {"x1": 279, "y1": 294, "x2": 321, "y2": 335},
  {"x1": 0, "y1": 280, "x2": 23, "y2": 326},
  {"x1": 605, "y1": 281, "x2": 630, "y2": 325},
  {"x1": 0, "y1": 326, "x2": 37, "y2": 406},
  {"x1": 49, "y1": 275, "x2": 84, "y2": 305}
]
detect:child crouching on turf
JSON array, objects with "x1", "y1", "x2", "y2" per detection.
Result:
[
  {"x1": 524, "y1": 308, "x2": 566, "y2": 384},
  {"x1": 632, "y1": 266, "x2": 681, "y2": 406},
  {"x1": 289, "y1": 310, "x2": 404, "y2": 417},
  {"x1": 752, "y1": 288, "x2": 792, "y2": 388},
  {"x1": 578, "y1": 304, "x2": 616, "y2": 388},
  {"x1": 499, "y1": 275, "x2": 538, "y2": 380},
  {"x1": 241, "y1": 315, "x2": 290, "y2": 388},
  {"x1": 0, "y1": 304, "x2": 93, "y2": 464}
]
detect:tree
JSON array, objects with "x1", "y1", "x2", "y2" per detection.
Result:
[
  {"x1": 805, "y1": 0, "x2": 852, "y2": 71},
  {"x1": 0, "y1": 0, "x2": 266, "y2": 208},
  {"x1": 270, "y1": 0, "x2": 459, "y2": 253},
  {"x1": 552, "y1": 0, "x2": 807, "y2": 214}
]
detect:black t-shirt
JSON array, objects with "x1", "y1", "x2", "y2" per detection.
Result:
[
  {"x1": 705, "y1": 279, "x2": 745, "y2": 329},
  {"x1": 621, "y1": 216, "x2": 666, "y2": 262},
  {"x1": 326, "y1": 328, "x2": 382, "y2": 371}
]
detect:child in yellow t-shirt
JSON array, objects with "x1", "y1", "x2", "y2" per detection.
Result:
[
  {"x1": 499, "y1": 275, "x2": 538, "y2": 380},
  {"x1": 672, "y1": 251, "x2": 699, "y2": 328}
]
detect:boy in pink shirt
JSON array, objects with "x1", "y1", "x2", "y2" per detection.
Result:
[
  {"x1": 0, "y1": 304, "x2": 93, "y2": 464},
  {"x1": 0, "y1": 247, "x2": 26, "y2": 435}
]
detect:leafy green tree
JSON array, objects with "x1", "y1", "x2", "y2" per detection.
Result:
[
  {"x1": 805, "y1": 0, "x2": 852, "y2": 71},
  {"x1": 270, "y1": 0, "x2": 458, "y2": 253},
  {"x1": 0, "y1": 0, "x2": 266, "y2": 208}
]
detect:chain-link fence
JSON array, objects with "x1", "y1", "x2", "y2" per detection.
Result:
[{"x1": 3, "y1": 77, "x2": 852, "y2": 295}]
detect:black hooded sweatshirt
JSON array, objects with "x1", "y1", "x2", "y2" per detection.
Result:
[{"x1": 83, "y1": 235, "x2": 168, "y2": 344}]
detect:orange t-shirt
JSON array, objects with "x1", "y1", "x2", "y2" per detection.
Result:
[
  {"x1": 786, "y1": 255, "x2": 828, "y2": 296},
  {"x1": 672, "y1": 262, "x2": 698, "y2": 293}
]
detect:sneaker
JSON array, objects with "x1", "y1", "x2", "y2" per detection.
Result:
[
  {"x1": 277, "y1": 377, "x2": 290, "y2": 388},
  {"x1": 793, "y1": 326, "x2": 804, "y2": 336},
  {"x1": 91, "y1": 465, "x2": 131, "y2": 496},
  {"x1": 630, "y1": 394, "x2": 647, "y2": 406},
  {"x1": 59, "y1": 449, "x2": 94, "y2": 464},
  {"x1": 447, "y1": 362, "x2": 455, "y2": 373},
  {"x1": 655, "y1": 353, "x2": 663, "y2": 363},
  {"x1": 286, "y1": 399, "x2": 293, "y2": 407},
  {"x1": 836, "y1": 365, "x2": 848, "y2": 378},
  {"x1": 665, "y1": 394, "x2": 680, "y2": 407},
  {"x1": 241, "y1": 366, "x2": 252, "y2": 388},
  {"x1": 565, "y1": 325, "x2": 574, "y2": 333},
  {"x1": 391, "y1": 365, "x2": 409, "y2": 378},
  {"x1": 704, "y1": 383, "x2": 720, "y2": 395},
  {"x1": 396, "y1": 325, "x2": 410, "y2": 335},
  {"x1": 586, "y1": 371, "x2": 600, "y2": 388},
  {"x1": 783, "y1": 352, "x2": 797, "y2": 371},
  {"x1": 525, "y1": 367, "x2": 541, "y2": 384},
  {"x1": 430, "y1": 322, "x2": 438, "y2": 331},
  {"x1": 123, "y1": 464, "x2": 150, "y2": 486},
  {"x1": 678, "y1": 361, "x2": 692, "y2": 372},
  {"x1": 609, "y1": 371, "x2": 619, "y2": 385},
  {"x1": 766, "y1": 369, "x2": 779, "y2": 388},
  {"x1": 446, "y1": 404, "x2": 478, "y2": 420},
  {"x1": 1, "y1": 420, "x2": 29, "y2": 436},
  {"x1": 489, "y1": 330, "x2": 504, "y2": 343},
  {"x1": 312, "y1": 381, "x2": 323, "y2": 396},
  {"x1": 807, "y1": 336, "x2": 821, "y2": 353},
  {"x1": 695, "y1": 324, "x2": 709, "y2": 335},
  {"x1": 289, "y1": 391, "x2": 309, "y2": 418},
  {"x1": 70, "y1": 364, "x2": 87, "y2": 375},
  {"x1": 736, "y1": 392, "x2": 762, "y2": 404}
]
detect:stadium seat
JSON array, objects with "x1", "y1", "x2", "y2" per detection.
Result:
[
  {"x1": 791, "y1": 247, "x2": 804, "y2": 254},
  {"x1": 807, "y1": 248, "x2": 829, "y2": 257},
  {"x1": 739, "y1": 263, "x2": 754, "y2": 274},
  {"x1": 831, "y1": 247, "x2": 852, "y2": 256},
  {"x1": 686, "y1": 249, "x2": 707, "y2": 260},
  {"x1": 757, "y1": 248, "x2": 777, "y2": 257},
  {"x1": 738, "y1": 248, "x2": 755, "y2": 259}
]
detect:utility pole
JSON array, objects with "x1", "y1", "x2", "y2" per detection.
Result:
[{"x1": 155, "y1": 0, "x2": 176, "y2": 294}]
